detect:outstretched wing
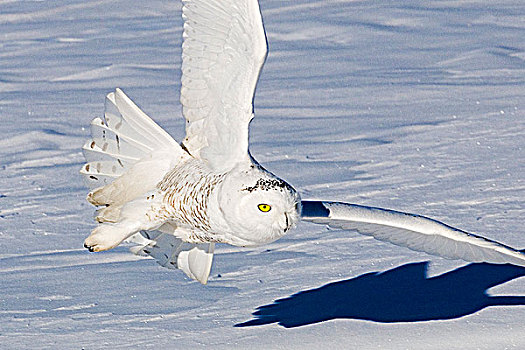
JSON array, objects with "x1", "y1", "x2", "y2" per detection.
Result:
[
  {"x1": 301, "y1": 201, "x2": 525, "y2": 266},
  {"x1": 180, "y1": 0, "x2": 267, "y2": 172}
]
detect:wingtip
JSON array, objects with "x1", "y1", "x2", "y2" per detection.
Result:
[{"x1": 108, "y1": 87, "x2": 126, "y2": 104}]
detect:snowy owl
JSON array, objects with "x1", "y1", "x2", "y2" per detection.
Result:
[{"x1": 80, "y1": 0, "x2": 525, "y2": 284}]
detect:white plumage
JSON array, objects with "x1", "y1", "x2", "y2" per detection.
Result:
[
  {"x1": 80, "y1": 0, "x2": 525, "y2": 284},
  {"x1": 181, "y1": 0, "x2": 267, "y2": 172}
]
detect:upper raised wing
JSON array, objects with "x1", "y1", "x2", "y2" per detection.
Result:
[
  {"x1": 301, "y1": 201, "x2": 525, "y2": 266},
  {"x1": 180, "y1": 0, "x2": 267, "y2": 172}
]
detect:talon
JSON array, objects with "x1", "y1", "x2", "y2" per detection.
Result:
[{"x1": 84, "y1": 242, "x2": 95, "y2": 252}]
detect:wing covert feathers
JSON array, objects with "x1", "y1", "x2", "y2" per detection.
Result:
[{"x1": 301, "y1": 200, "x2": 525, "y2": 267}]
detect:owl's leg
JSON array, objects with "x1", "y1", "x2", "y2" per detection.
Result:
[
  {"x1": 84, "y1": 192, "x2": 164, "y2": 252},
  {"x1": 84, "y1": 223, "x2": 139, "y2": 252}
]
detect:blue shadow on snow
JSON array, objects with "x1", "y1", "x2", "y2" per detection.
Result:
[{"x1": 236, "y1": 260, "x2": 525, "y2": 328}]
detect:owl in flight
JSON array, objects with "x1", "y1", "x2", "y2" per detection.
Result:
[{"x1": 80, "y1": 0, "x2": 525, "y2": 284}]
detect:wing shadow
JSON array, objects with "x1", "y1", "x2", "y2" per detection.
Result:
[{"x1": 236, "y1": 261, "x2": 525, "y2": 328}]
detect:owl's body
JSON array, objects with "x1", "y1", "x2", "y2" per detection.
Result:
[
  {"x1": 156, "y1": 158, "x2": 227, "y2": 243},
  {"x1": 83, "y1": 90, "x2": 300, "y2": 284},
  {"x1": 84, "y1": 102, "x2": 300, "y2": 250},
  {"x1": 81, "y1": 0, "x2": 525, "y2": 284},
  {"x1": 89, "y1": 161, "x2": 299, "y2": 247}
]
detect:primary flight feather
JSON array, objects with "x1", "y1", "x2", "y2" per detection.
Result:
[{"x1": 80, "y1": 0, "x2": 525, "y2": 284}]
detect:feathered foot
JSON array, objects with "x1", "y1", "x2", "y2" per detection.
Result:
[{"x1": 84, "y1": 224, "x2": 132, "y2": 252}]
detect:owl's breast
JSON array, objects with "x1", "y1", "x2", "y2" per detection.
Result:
[{"x1": 156, "y1": 159, "x2": 224, "y2": 236}]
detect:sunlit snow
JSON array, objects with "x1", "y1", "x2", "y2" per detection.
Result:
[{"x1": 0, "y1": 0, "x2": 524, "y2": 349}]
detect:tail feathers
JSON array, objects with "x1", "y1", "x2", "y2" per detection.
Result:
[
  {"x1": 129, "y1": 230, "x2": 215, "y2": 284},
  {"x1": 80, "y1": 88, "x2": 184, "y2": 191}
]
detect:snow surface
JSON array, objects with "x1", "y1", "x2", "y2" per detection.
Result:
[{"x1": 1, "y1": 0, "x2": 524, "y2": 349}]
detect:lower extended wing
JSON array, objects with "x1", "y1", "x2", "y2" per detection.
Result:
[
  {"x1": 128, "y1": 231, "x2": 214, "y2": 284},
  {"x1": 301, "y1": 201, "x2": 525, "y2": 266}
]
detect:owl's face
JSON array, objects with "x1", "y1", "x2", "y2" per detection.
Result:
[{"x1": 214, "y1": 165, "x2": 301, "y2": 247}]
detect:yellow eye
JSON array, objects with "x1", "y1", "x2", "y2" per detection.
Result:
[{"x1": 258, "y1": 204, "x2": 272, "y2": 212}]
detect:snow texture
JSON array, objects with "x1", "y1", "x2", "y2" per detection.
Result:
[{"x1": 0, "y1": 0, "x2": 524, "y2": 349}]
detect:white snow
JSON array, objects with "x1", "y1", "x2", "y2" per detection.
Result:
[{"x1": 0, "y1": 0, "x2": 524, "y2": 349}]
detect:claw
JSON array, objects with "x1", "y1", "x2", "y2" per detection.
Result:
[{"x1": 84, "y1": 242, "x2": 95, "y2": 252}]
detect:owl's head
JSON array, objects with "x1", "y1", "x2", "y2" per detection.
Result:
[{"x1": 213, "y1": 164, "x2": 301, "y2": 247}]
